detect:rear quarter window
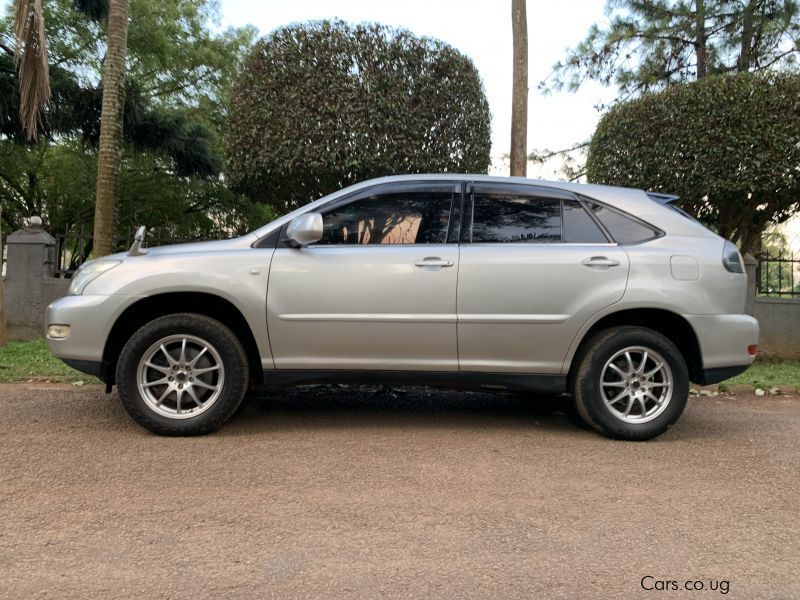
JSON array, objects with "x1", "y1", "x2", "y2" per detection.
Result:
[{"x1": 584, "y1": 201, "x2": 662, "y2": 245}]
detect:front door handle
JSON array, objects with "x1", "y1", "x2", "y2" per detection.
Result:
[
  {"x1": 414, "y1": 257, "x2": 454, "y2": 268},
  {"x1": 581, "y1": 256, "x2": 621, "y2": 270}
]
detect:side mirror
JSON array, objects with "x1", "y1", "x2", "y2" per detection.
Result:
[{"x1": 286, "y1": 212, "x2": 323, "y2": 247}]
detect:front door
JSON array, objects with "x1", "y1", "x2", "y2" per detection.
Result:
[
  {"x1": 457, "y1": 183, "x2": 630, "y2": 374},
  {"x1": 267, "y1": 182, "x2": 461, "y2": 371}
]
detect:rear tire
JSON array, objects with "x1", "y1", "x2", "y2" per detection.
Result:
[
  {"x1": 572, "y1": 326, "x2": 689, "y2": 441},
  {"x1": 116, "y1": 313, "x2": 249, "y2": 436}
]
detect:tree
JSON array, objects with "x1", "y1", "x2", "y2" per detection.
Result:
[
  {"x1": 226, "y1": 20, "x2": 491, "y2": 212},
  {"x1": 3, "y1": 0, "x2": 52, "y2": 346},
  {"x1": 0, "y1": 204, "x2": 5, "y2": 346},
  {"x1": 586, "y1": 72, "x2": 800, "y2": 253},
  {"x1": 8, "y1": 0, "x2": 129, "y2": 257},
  {"x1": 11, "y1": 0, "x2": 50, "y2": 139},
  {"x1": 545, "y1": 0, "x2": 800, "y2": 98},
  {"x1": 0, "y1": 0, "x2": 258, "y2": 244},
  {"x1": 91, "y1": 0, "x2": 128, "y2": 257},
  {"x1": 510, "y1": 0, "x2": 528, "y2": 177}
]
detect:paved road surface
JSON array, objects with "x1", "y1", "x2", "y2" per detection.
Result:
[{"x1": 1, "y1": 383, "x2": 798, "y2": 599}]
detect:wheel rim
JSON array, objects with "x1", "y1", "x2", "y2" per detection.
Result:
[
  {"x1": 599, "y1": 345, "x2": 673, "y2": 424},
  {"x1": 136, "y1": 334, "x2": 225, "y2": 420}
]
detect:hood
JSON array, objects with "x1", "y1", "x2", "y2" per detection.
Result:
[{"x1": 106, "y1": 234, "x2": 260, "y2": 261}]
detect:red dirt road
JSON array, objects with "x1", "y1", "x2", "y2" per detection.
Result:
[{"x1": 1, "y1": 383, "x2": 798, "y2": 599}]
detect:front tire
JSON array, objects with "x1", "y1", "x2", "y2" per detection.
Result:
[
  {"x1": 572, "y1": 326, "x2": 689, "y2": 441},
  {"x1": 116, "y1": 313, "x2": 249, "y2": 436}
]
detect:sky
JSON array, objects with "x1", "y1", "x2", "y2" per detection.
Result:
[{"x1": 218, "y1": 0, "x2": 618, "y2": 178}]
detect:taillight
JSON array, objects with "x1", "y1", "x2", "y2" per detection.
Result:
[
  {"x1": 748, "y1": 345, "x2": 758, "y2": 356},
  {"x1": 722, "y1": 240, "x2": 744, "y2": 273}
]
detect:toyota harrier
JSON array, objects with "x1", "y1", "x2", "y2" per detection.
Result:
[{"x1": 46, "y1": 175, "x2": 759, "y2": 440}]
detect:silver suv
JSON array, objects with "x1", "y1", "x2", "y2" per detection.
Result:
[{"x1": 46, "y1": 175, "x2": 758, "y2": 440}]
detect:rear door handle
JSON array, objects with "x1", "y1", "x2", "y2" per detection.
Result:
[
  {"x1": 581, "y1": 256, "x2": 620, "y2": 270},
  {"x1": 414, "y1": 257, "x2": 454, "y2": 268}
]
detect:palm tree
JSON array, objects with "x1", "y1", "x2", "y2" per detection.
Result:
[
  {"x1": 5, "y1": 0, "x2": 130, "y2": 344},
  {"x1": 12, "y1": 0, "x2": 51, "y2": 139},
  {"x1": 510, "y1": 0, "x2": 528, "y2": 177},
  {"x1": 92, "y1": 0, "x2": 130, "y2": 257},
  {"x1": 3, "y1": 0, "x2": 53, "y2": 344},
  {"x1": 12, "y1": 0, "x2": 129, "y2": 259},
  {"x1": 0, "y1": 206, "x2": 6, "y2": 346}
]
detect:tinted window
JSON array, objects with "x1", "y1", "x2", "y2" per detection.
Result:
[
  {"x1": 586, "y1": 201, "x2": 660, "y2": 244},
  {"x1": 471, "y1": 193, "x2": 561, "y2": 243},
  {"x1": 318, "y1": 190, "x2": 451, "y2": 245},
  {"x1": 563, "y1": 200, "x2": 608, "y2": 243}
]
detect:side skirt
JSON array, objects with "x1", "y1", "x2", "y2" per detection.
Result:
[{"x1": 261, "y1": 369, "x2": 567, "y2": 394}]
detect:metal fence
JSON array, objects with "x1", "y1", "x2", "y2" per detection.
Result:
[
  {"x1": 757, "y1": 255, "x2": 800, "y2": 298},
  {"x1": 53, "y1": 227, "x2": 217, "y2": 278}
]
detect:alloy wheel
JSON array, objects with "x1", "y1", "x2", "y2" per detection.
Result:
[{"x1": 136, "y1": 334, "x2": 225, "y2": 420}]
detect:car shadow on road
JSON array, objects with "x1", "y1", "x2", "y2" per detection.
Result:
[{"x1": 221, "y1": 384, "x2": 587, "y2": 437}]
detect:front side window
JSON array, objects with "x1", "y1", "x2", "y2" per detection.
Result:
[
  {"x1": 318, "y1": 189, "x2": 452, "y2": 245},
  {"x1": 471, "y1": 192, "x2": 561, "y2": 243}
]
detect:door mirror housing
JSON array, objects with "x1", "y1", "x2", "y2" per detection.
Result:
[{"x1": 286, "y1": 212, "x2": 323, "y2": 247}]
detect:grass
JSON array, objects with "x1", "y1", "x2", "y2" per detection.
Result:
[
  {"x1": 0, "y1": 338, "x2": 99, "y2": 384},
  {"x1": 723, "y1": 358, "x2": 800, "y2": 390},
  {"x1": 0, "y1": 338, "x2": 799, "y2": 390}
]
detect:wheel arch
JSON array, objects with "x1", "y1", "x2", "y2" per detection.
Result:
[
  {"x1": 101, "y1": 292, "x2": 263, "y2": 387},
  {"x1": 566, "y1": 308, "x2": 703, "y2": 385}
]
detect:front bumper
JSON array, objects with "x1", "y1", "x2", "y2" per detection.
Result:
[
  {"x1": 683, "y1": 313, "x2": 759, "y2": 381},
  {"x1": 46, "y1": 294, "x2": 143, "y2": 364}
]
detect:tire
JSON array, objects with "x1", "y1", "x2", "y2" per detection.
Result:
[
  {"x1": 116, "y1": 313, "x2": 249, "y2": 436},
  {"x1": 571, "y1": 326, "x2": 689, "y2": 441}
]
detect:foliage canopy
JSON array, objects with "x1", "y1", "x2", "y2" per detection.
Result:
[
  {"x1": 586, "y1": 72, "x2": 800, "y2": 253},
  {"x1": 226, "y1": 20, "x2": 491, "y2": 211},
  {"x1": 0, "y1": 0, "x2": 262, "y2": 242},
  {"x1": 545, "y1": 0, "x2": 800, "y2": 98}
]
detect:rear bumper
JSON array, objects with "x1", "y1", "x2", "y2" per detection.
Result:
[
  {"x1": 698, "y1": 365, "x2": 751, "y2": 386},
  {"x1": 683, "y1": 314, "x2": 759, "y2": 379}
]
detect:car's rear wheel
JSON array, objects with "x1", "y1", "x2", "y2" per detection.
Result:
[
  {"x1": 572, "y1": 326, "x2": 689, "y2": 440},
  {"x1": 116, "y1": 313, "x2": 249, "y2": 435}
]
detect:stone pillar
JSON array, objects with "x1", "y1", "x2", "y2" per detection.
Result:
[
  {"x1": 4, "y1": 219, "x2": 68, "y2": 339},
  {"x1": 6, "y1": 218, "x2": 56, "y2": 280},
  {"x1": 743, "y1": 254, "x2": 757, "y2": 316}
]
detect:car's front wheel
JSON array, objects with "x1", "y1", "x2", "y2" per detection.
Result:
[
  {"x1": 572, "y1": 326, "x2": 689, "y2": 440},
  {"x1": 116, "y1": 313, "x2": 249, "y2": 435}
]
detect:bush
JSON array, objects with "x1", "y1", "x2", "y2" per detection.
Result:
[
  {"x1": 226, "y1": 20, "x2": 491, "y2": 212},
  {"x1": 586, "y1": 73, "x2": 800, "y2": 253}
]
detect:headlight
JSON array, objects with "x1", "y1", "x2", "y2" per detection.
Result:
[{"x1": 68, "y1": 260, "x2": 121, "y2": 295}]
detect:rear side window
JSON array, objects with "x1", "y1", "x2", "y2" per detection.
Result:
[
  {"x1": 471, "y1": 192, "x2": 561, "y2": 243},
  {"x1": 585, "y1": 201, "x2": 661, "y2": 244},
  {"x1": 563, "y1": 200, "x2": 608, "y2": 243}
]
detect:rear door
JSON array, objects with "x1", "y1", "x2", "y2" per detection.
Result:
[
  {"x1": 267, "y1": 181, "x2": 462, "y2": 371},
  {"x1": 456, "y1": 183, "x2": 630, "y2": 374}
]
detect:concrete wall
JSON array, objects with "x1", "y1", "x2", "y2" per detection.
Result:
[
  {"x1": 743, "y1": 256, "x2": 800, "y2": 358},
  {"x1": 751, "y1": 298, "x2": 800, "y2": 358},
  {"x1": 3, "y1": 225, "x2": 800, "y2": 357}
]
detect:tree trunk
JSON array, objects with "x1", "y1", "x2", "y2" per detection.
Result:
[
  {"x1": 738, "y1": 0, "x2": 756, "y2": 72},
  {"x1": 694, "y1": 0, "x2": 707, "y2": 78},
  {"x1": 510, "y1": 0, "x2": 528, "y2": 177},
  {"x1": 91, "y1": 0, "x2": 129, "y2": 257},
  {"x1": 0, "y1": 206, "x2": 6, "y2": 347}
]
